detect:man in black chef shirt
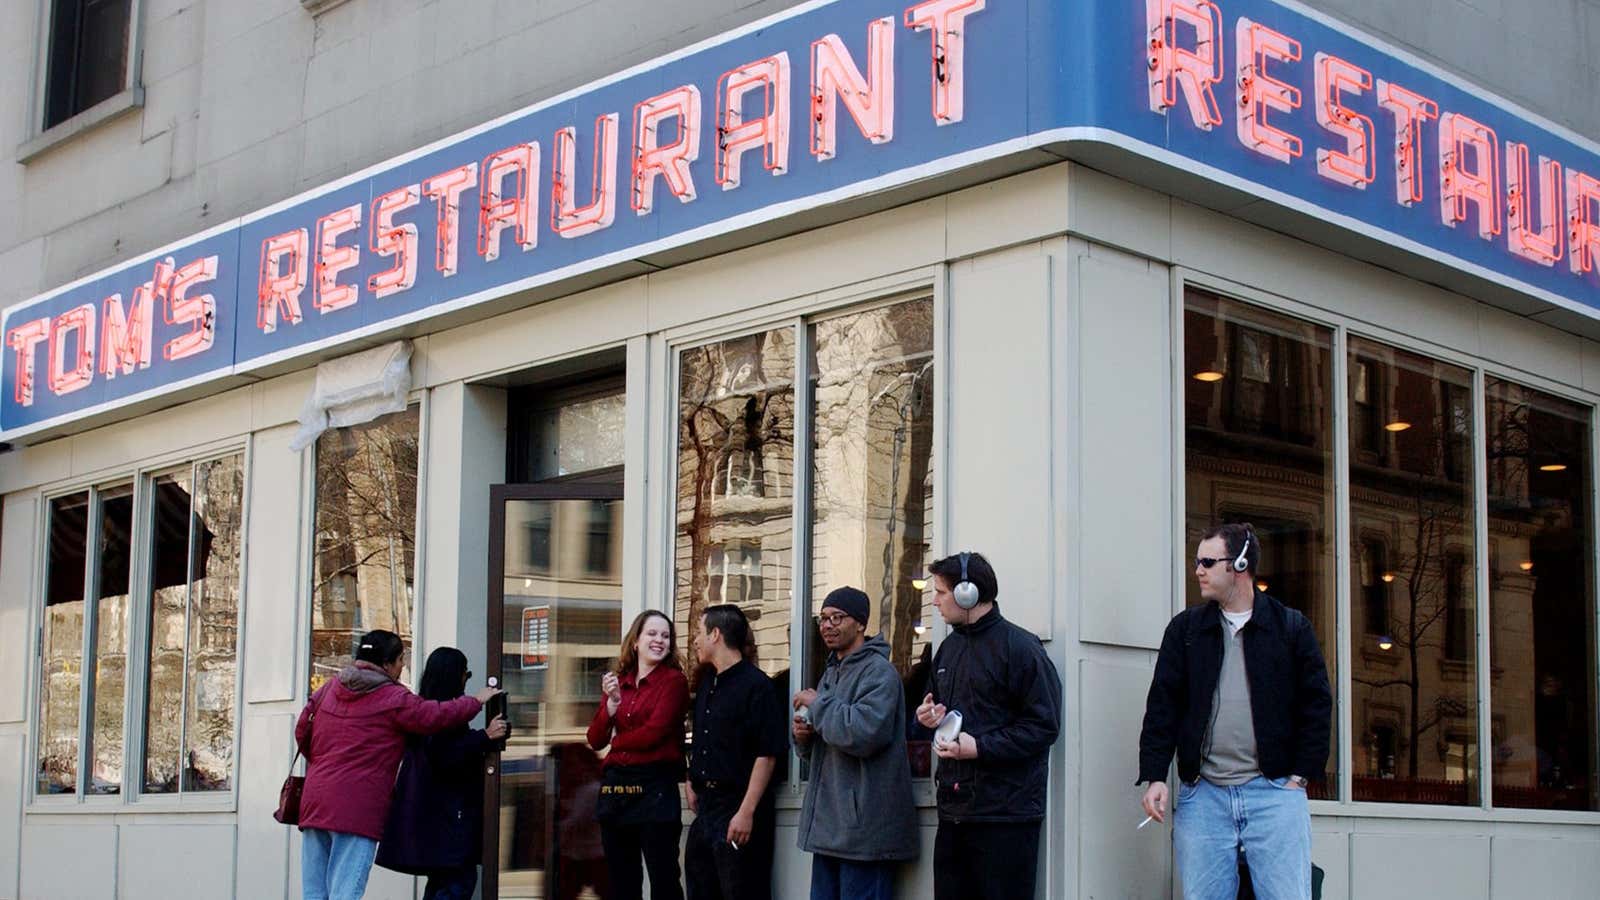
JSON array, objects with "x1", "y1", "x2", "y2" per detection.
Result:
[{"x1": 685, "y1": 603, "x2": 788, "y2": 900}]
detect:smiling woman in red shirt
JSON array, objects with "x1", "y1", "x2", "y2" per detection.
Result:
[{"x1": 587, "y1": 609, "x2": 691, "y2": 900}]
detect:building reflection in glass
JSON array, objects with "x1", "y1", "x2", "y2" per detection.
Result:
[
  {"x1": 1184, "y1": 289, "x2": 1339, "y2": 797},
  {"x1": 805, "y1": 298, "x2": 936, "y2": 776},
  {"x1": 1485, "y1": 378, "x2": 1596, "y2": 810},
  {"x1": 1348, "y1": 338, "x2": 1478, "y2": 805}
]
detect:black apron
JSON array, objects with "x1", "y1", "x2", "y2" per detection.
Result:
[{"x1": 595, "y1": 761, "x2": 682, "y2": 826}]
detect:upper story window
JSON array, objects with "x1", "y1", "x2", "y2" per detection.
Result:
[{"x1": 43, "y1": 0, "x2": 133, "y2": 129}]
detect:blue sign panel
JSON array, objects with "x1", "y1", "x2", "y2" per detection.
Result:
[{"x1": 6, "y1": 0, "x2": 1600, "y2": 438}]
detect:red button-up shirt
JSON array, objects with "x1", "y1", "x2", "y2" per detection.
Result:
[{"x1": 586, "y1": 664, "x2": 689, "y2": 769}]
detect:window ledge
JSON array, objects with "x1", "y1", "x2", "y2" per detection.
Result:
[
  {"x1": 302, "y1": 0, "x2": 355, "y2": 13},
  {"x1": 17, "y1": 87, "x2": 144, "y2": 164}
]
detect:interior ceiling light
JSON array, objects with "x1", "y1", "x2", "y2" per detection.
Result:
[
  {"x1": 1384, "y1": 421, "x2": 1412, "y2": 432},
  {"x1": 1192, "y1": 371, "x2": 1225, "y2": 382}
]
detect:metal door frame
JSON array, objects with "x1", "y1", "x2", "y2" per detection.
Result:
[{"x1": 483, "y1": 481, "x2": 625, "y2": 899}]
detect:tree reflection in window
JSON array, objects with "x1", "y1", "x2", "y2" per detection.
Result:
[
  {"x1": 310, "y1": 406, "x2": 420, "y2": 694},
  {"x1": 1348, "y1": 338, "x2": 1479, "y2": 806}
]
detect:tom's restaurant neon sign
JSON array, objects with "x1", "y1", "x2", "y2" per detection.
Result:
[{"x1": 5, "y1": 0, "x2": 1600, "y2": 439}]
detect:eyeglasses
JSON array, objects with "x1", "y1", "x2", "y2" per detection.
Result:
[
  {"x1": 817, "y1": 612, "x2": 853, "y2": 627},
  {"x1": 1194, "y1": 557, "x2": 1227, "y2": 570}
]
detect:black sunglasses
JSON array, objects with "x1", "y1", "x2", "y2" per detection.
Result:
[{"x1": 1194, "y1": 557, "x2": 1228, "y2": 570}]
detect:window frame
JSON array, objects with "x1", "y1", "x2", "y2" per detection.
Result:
[
  {"x1": 1174, "y1": 267, "x2": 1600, "y2": 826},
  {"x1": 20, "y1": 0, "x2": 146, "y2": 163},
  {"x1": 25, "y1": 439, "x2": 250, "y2": 812},
  {"x1": 659, "y1": 268, "x2": 948, "y2": 808}
]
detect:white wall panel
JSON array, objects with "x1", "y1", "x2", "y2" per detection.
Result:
[
  {"x1": 1078, "y1": 658, "x2": 1169, "y2": 899},
  {"x1": 0, "y1": 735, "x2": 22, "y2": 900},
  {"x1": 947, "y1": 251, "x2": 1054, "y2": 638},
  {"x1": 1075, "y1": 251, "x2": 1172, "y2": 650},
  {"x1": 20, "y1": 822, "x2": 116, "y2": 899},
  {"x1": 120, "y1": 823, "x2": 235, "y2": 898},
  {"x1": 1490, "y1": 836, "x2": 1600, "y2": 898},
  {"x1": 0, "y1": 495, "x2": 37, "y2": 723},
  {"x1": 1350, "y1": 832, "x2": 1489, "y2": 900},
  {"x1": 235, "y1": 713, "x2": 292, "y2": 900},
  {"x1": 1311, "y1": 830, "x2": 1350, "y2": 900},
  {"x1": 243, "y1": 426, "x2": 303, "y2": 704}
]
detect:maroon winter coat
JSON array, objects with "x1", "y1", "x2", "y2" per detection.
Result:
[{"x1": 294, "y1": 661, "x2": 482, "y2": 841}]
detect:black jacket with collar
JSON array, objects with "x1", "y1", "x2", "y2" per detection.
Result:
[
  {"x1": 929, "y1": 603, "x2": 1063, "y2": 823},
  {"x1": 1137, "y1": 592, "x2": 1332, "y2": 786}
]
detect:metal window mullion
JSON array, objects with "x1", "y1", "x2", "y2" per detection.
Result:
[
  {"x1": 1332, "y1": 324, "x2": 1355, "y2": 806},
  {"x1": 76, "y1": 487, "x2": 104, "y2": 801},
  {"x1": 127, "y1": 471, "x2": 155, "y2": 797},
  {"x1": 176, "y1": 461, "x2": 199, "y2": 798},
  {"x1": 411, "y1": 394, "x2": 430, "y2": 686},
  {"x1": 789, "y1": 316, "x2": 813, "y2": 796},
  {"x1": 1590, "y1": 400, "x2": 1600, "y2": 812},
  {"x1": 1472, "y1": 368, "x2": 1493, "y2": 810}
]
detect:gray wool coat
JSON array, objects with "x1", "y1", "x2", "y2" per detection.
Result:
[{"x1": 796, "y1": 634, "x2": 920, "y2": 862}]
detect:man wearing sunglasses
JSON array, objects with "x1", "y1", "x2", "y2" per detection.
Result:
[
  {"x1": 791, "y1": 586, "x2": 918, "y2": 900},
  {"x1": 1137, "y1": 523, "x2": 1332, "y2": 900}
]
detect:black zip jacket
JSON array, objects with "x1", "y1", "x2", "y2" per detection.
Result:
[
  {"x1": 929, "y1": 603, "x2": 1063, "y2": 823},
  {"x1": 1137, "y1": 592, "x2": 1333, "y2": 786}
]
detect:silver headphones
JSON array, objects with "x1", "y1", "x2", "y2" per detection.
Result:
[
  {"x1": 954, "y1": 552, "x2": 981, "y2": 609},
  {"x1": 1231, "y1": 531, "x2": 1252, "y2": 573}
]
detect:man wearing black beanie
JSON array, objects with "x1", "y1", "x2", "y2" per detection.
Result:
[{"x1": 792, "y1": 586, "x2": 919, "y2": 900}]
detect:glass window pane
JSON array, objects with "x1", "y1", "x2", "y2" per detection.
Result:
[
  {"x1": 673, "y1": 327, "x2": 795, "y2": 750},
  {"x1": 1348, "y1": 338, "x2": 1478, "y2": 806},
  {"x1": 143, "y1": 470, "x2": 191, "y2": 794},
  {"x1": 1485, "y1": 379, "x2": 1597, "y2": 810},
  {"x1": 184, "y1": 456, "x2": 243, "y2": 792},
  {"x1": 310, "y1": 406, "x2": 421, "y2": 693},
  {"x1": 38, "y1": 491, "x2": 88, "y2": 795},
  {"x1": 806, "y1": 298, "x2": 936, "y2": 778},
  {"x1": 1184, "y1": 290, "x2": 1339, "y2": 797},
  {"x1": 527, "y1": 392, "x2": 626, "y2": 480},
  {"x1": 86, "y1": 484, "x2": 133, "y2": 795}
]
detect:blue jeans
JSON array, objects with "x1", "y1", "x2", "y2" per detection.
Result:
[
  {"x1": 1174, "y1": 776, "x2": 1311, "y2": 900},
  {"x1": 301, "y1": 828, "x2": 379, "y2": 900},
  {"x1": 810, "y1": 854, "x2": 895, "y2": 900}
]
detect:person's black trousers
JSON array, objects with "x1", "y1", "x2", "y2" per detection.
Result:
[
  {"x1": 601, "y1": 820, "x2": 685, "y2": 900},
  {"x1": 932, "y1": 820, "x2": 1042, "y2": 900},
  {"x1": 684, "y1": 790, "x2": 774, "y2": 900}
]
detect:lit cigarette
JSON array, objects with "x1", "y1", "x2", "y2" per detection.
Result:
[
  {"x1": 1137, "y1": 815, "x2": 1155, "y2": 830},
  {"x1": 730, "y1": 840, "x2": 740, "y2": 850}
]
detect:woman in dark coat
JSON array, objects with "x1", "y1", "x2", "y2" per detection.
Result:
[{"x1": 376, "y1": 647, "x2": 508, "y2": 900}]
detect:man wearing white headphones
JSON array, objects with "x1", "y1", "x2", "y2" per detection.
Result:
[
  {"x1": 914, "y1": 552, "x2": 1062, "y2": 900},
  {"x1": 1136, "y1": 523, "x2": 1332, "y2": 900}
]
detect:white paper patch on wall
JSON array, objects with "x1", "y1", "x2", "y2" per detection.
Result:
[{"x1": 288, "y1": 340, "x2": 413, "y2": 451}]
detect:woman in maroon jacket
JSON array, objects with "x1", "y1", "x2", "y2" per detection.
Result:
[
  {"x1": 587, "y1": 610, "x2": 690, "y2": 900},
  {"x1": 295, "y1": 630, "x2": 500, "y2": 900}
]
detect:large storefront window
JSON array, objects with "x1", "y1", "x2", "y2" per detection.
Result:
[
  {"x1": 1183, "y1": 289, "x2": 1339, "y2": 797},
  {"x1": 806, "y1": 300, "x2": 936, "y2": 771},
  {"x1": 142, "y1": 455, "x2": 244, "y2": 794},
  {"x1": 674, "y1": 296, "x2": 937, "y2": 780},
  {"x1": 674, "y1": 327, "x2": 797, "y2": 685},
  {"x1": 36, "y1": 450, "x2": 245, "y2": 802},
  {"x1": 1348, "y1": 339, "x2": 1478, "y2": 806},
  {"x1": 309, "y1": 405, "x2": 421, "y2": 692},
  {"x1": 1184, "y1": 286, "x2": 1600, "y2": 813},
  {"x1": 1485, "y1": 379, "x2": 1597, "y2": 810}
]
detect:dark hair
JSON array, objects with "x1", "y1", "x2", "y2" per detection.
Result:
[
  {"x1": 929, "y1": 552, "x2": 998, "y2": 606},
  {"x1": 355, "y1": 629, "x2": 405, "y2": 666},
  {"x1": 1200, "y1": 522, "x2": 1260, "y2": 575},
  {"x1": 616, "y1": 610, "x2": 684, "y2": 678},
  {"x1": 702, "y1": 604, "x2": 752, "y2": 657},
  {"x1": 418, "y1": 646, "x2": 470, "y2": 702}
]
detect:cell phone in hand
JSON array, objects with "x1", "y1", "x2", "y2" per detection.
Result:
[{"x1": 485, "y1": 676, "x2": 509, "y2": 749}]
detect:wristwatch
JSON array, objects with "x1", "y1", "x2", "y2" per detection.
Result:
[{"x1": 1287, "y1": 774, "x2": 1308, "y2": 788}]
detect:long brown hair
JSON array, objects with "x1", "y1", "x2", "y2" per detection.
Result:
[{"x1": 615, "y1": 610, "x2": 684, "y2": 678}]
